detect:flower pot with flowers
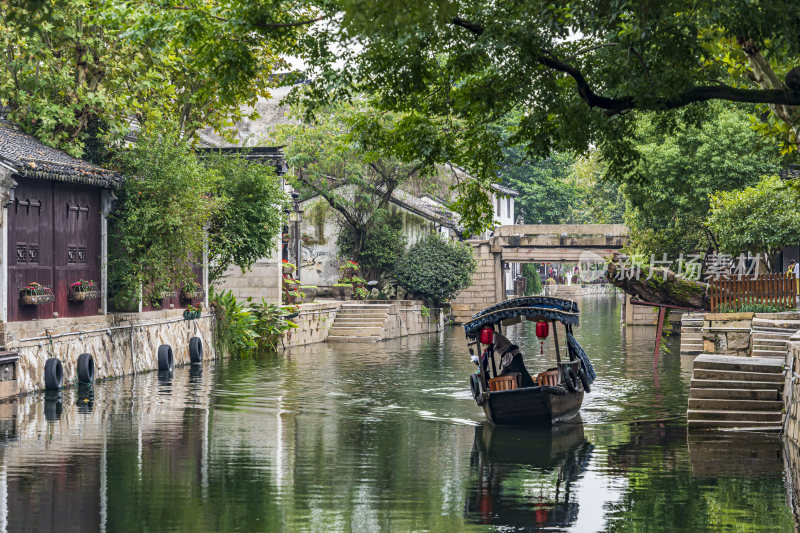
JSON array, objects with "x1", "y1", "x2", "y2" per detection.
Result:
[
  {"x1": 68, "y1": 279, "x2": 99, "y2": 301},
  {"x1": 180, "y1": 281, "x2": 204, "y2": 301},
  {"x1": 20, "y1": 282, "x2": 54, "y2": 305},
  {"x1": 283, "y1": 288, "x2": 304, "y2": 305},
  {"x1": 282, "y1": 259, "x2": 297, "y2": 276},
  {"x1": 338, "y1": 260, "x2": 360, "y2": 280},
  {"x1": 184, "y1": 303, "x2": 203, "y2": 320}
]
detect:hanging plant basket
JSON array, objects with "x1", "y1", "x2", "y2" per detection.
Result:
[
  {"x1": 69, "y1": 289, "x2": 99, "y2": 302},
  {"x1": 19, "y1": 284, "x2": 54, "y2": 305},
  {"x1": 159, "y1": 290, "x2": 177, "y2": 300},
  {"x1": 180, "y1": 290, "x2": 204, "y2": 301}
]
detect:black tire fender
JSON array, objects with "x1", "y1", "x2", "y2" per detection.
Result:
[
  {"x1": 577, "y1": 368, "x2": 591, "y2": 393},
  {"x1": 44, "y1": 358, "x2": 63, "y2": 390},
  {"x1": 77, "y1": 353, "x2": 95, "y2": 384},
  {"x1": 189, "y1": 337, "x2": 203, "y2": 364},
  {"x1": 470, "y1": 373, "x2": 481, "y2": 403},
  {"x1": 157, "y1": 344, "x2": 174, "y2": 372},
  {"x1": 562, "y1": 366, "x2": 579, "y2": 393}
]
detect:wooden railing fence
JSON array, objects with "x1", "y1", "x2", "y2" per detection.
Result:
[{"x1": 709, "y1": 274, "x2": 797, "y2": 312}]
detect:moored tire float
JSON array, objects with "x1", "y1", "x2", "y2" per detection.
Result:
[
  {"x1": 157, "y1": 344, "x2": 174, "y2": 372},
  {"x1": 189, "y1": 337, "x2": 203, "y2": 364},
  {"x1": 77, "y1": 353, "x2": 95, "y2": 384},
  {"x1": 44, "y1": 358, "x2": 63, "y2": 390}
]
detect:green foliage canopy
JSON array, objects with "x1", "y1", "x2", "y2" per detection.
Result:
[
  {"x1": 708, "y1": 175, "x2": 800, "y2": 259},
  {"x1": 337, "y1": 209, "x2": 406, "y2": 280},
  {"x1": 109, "y1": 125, "x2": 287, "y2": 307},
  {"x1": 0, "y1": 0, "x2": 314, "y2": 156},
  {"x1": 621, "y1": 105, "x2": 782, "y2": 258},
  {"x1": 521, "y1": 263, "x2": 542, "y2": 296},
  {"x1": 394, "y1": 234, "x2": 477, "y2": 306}
]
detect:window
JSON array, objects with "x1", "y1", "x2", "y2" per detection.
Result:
[
  {"x1": 507, "y1": 198, "x2": 511, "y2": 218},
  {"x1": 496, "y1": 195, "x2": 502, "y2": 216}
]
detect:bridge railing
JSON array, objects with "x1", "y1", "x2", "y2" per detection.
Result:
[{"x1": 709, "y1": 274, "x2": 797, "y2": 312}]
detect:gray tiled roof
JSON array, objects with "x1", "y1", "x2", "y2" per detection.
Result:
[
  {"x1": 0, "y1": 122, "x2": 121, "y2": 188},
  {"x1": 390, "y1": 189, "x2": 463, "y2": 233}
]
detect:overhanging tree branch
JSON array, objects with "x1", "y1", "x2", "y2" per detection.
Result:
[{"x1": 449, "y1": 17, "x2": 800, "y2": 114}]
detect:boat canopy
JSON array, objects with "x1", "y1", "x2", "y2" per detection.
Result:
[{"x1": 464, "y1": 297, "x2": 580, "y2": 338}]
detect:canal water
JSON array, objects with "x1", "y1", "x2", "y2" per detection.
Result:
[{"x1": 3, "y1": 295, "x2": 798, "y2": 531}]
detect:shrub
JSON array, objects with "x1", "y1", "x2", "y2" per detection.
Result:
[
  {"x1": 521, "y1": 263, "x2": 543, "y2": 295},
  {"x1": 210, "y1": 288, "x2": 258, "y2": 355},
  {"x1": 394, "y1": 234, "x2": 477, "y2": 306},
  {"x1": 251, "y1": 301, "x2": 299, "y2": 351},
  {"x1": 337, "y1": 209, "x2": 406, "y2": 279}
]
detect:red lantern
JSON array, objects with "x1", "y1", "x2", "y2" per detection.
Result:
[
  {"x1": 536, "y1": 320, "x2": 549, "y2": 355},
  {"x1": 480, "y1": 327, "x2": 494, "y2": 345}
]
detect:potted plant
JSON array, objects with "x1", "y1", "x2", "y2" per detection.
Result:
[
  {"x1": 20, "y1": 282, "x2": 54, "y2": 305},
  {"x1": 283, "y1": 288, "x2": 304, "y2": 305},
  {"x1": 333, "y1": 283, "x2": 353, "y2": 301},
  {"x1": 299, "y1": 285, "x2": 317, "y2": 302},
  {"x1": 282, "y1": 259, "x2": 296, "y2": 276},
  {"x1": 68, "y1": 279, "x2": 99, "y2": 301},
  {"x1": 184, "y1": 303, "x2": 203, "y2": 320},
  {"x1": 353, "y1": 286, "x2": 369, "y2": 300},
  {"x1": 338, "y1": 260, "x2": 360, "y2": 280},
  {"x1": 181, "y1": 281, "x2": 203, "y2": 301}
]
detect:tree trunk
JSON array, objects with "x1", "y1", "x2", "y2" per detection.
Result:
[{"x1": 605, "y1": 259, "x2": 709, "y2": 310}]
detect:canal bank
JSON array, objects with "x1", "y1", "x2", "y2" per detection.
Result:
[{"x1": 3, "y1": 294, "x2": 798, "y2": 531}]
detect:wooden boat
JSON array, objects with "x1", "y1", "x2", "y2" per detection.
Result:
[{"x1": 464, "y1": 297, "x2": 596, "y2": 426}]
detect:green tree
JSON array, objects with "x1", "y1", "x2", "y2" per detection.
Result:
[
  {"x1": 621, "y1": 105, "x2": 782, "y2": 258},
  {"x1": 258, "y1": 1, "x2": 800, "y2": 232},
  {"x1": 0, "y1": 0, "x2": 313, "y2": 156},
  {"x1": 521, "y1": 263, "x2": 542, "y2": 296},
  {"x1": 394, "y1": 234, "x2": 477, "y2": 306},
  {"x1": 207, "y1": 153, "x2": 289, "y2": 282},
  {"x1": 707, "y1": 175, "x2": 800, "y2": 263},
  {"x1": 110, "y1": 125, "x2": 288, "y2": 306},
  {"x1": 337, "y1": 209, "x2": 406, "y2": 280},
  {"x1": 499, "y1": 151, "x2": 578, "y2": 224},
  {"x1": 273, "y1": 102, "x2": 429, "y2": 257},
  {"x1": 110, "y1": 127, "x2": 215, "y2": 307}
]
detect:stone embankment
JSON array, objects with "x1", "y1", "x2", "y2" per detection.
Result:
[
  {"x1": 283, "y1": 300, "x2": 443, "y2": 347},
  {"x1": 1, "y1": 310, "x2": 214, "y2": 395},
  {"x1": 688, "y1": 354, "x2": 784, "y2": 429}
]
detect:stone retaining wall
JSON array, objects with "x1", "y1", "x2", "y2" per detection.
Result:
[
  {"x1": 282, "y1": 300, "x2": 444, "y2": 347},
  {"x1": 783, "y1": 331, "x2": 800, "y2": 443},
  {"x1": 282, "y1": 302, "x2": 340, "y2": 347},
  {"x1": 0, "y1": 310, "x2": 215, "y2": 394},
  {"x1": 451, "y1": 241, "x2": 499, "y2": 323},
  {"x1": 701, "y1": 312, "x2": 753, "y2": 357}
]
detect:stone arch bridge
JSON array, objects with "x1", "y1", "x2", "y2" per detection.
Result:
[{"x1": 451, "y1": 224, "x2": 629, "y2": 323}]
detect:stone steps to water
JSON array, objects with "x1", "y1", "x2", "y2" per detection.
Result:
[
  {"x1": 328, "y1": 326, "x2": 384, "y2": 337},
  {"x1": 690, "y1": 378, "x2": 783, "y2": 390},
  {"x1": 687, "y1": 419, "x2": 783, "y2": 429},
  {"x1": 688, "y1": 353, "x2": 784, "y2": 430},
  {"x1": 687, "y1": 409, "x2": 782, "y2": 422},
  {"x1": 693, "y1": 368, "x2": 783, "y2": 382},
  {"x1": 693, "y1": 355, "x2": 783, "y2": 373},
  {"x1": 750, "y1": 349, "x2": 786, "y2": 358},
  {"x1": 326, "y1": 335, "x2": 382, "y2": 343},
  {"x1": 689, "y1": 388, "x2": 779, "y2": 400},
  {"x1": 687, "y1": 398, "x2": 783, "y2": 411},
  {"x1": 327, "y1": 304, "x2": 392, "y2": 342}
]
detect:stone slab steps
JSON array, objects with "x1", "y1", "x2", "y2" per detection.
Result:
[
  {"x1": 688, "y1": 353, "x2": 784, "y2": 430},
  {"x1": 680, "y1": 313, "x2": 705, "y2": 355},
  {"x1": 326, "y1": 303, "x2": 392, "y2": 343},
  {"x1": 750, "y1": 316, "x2": 800, "y2": 358}
]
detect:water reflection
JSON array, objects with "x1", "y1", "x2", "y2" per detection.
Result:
[
  {"x1": 0, "y1": 295, "x2": 796, "y2": 531},
  {"x1": 465, "y1": 420, "x2": 592, "y2": 530}
]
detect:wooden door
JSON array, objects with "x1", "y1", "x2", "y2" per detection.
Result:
[
  {"x1": 7, "y1": 179, "x2": 54, "y2": 321},
  {"x1": 52, "y1": 182, "x2": 101, "y2": 318}
]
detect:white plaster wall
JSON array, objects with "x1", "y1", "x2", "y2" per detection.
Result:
[{"x1": 214, "y1": 243, "x2": 282, "y2": 303}]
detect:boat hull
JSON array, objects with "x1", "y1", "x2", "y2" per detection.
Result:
[{"x1": 482, "y1": 386, "x2": 584, "y2": 426}]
